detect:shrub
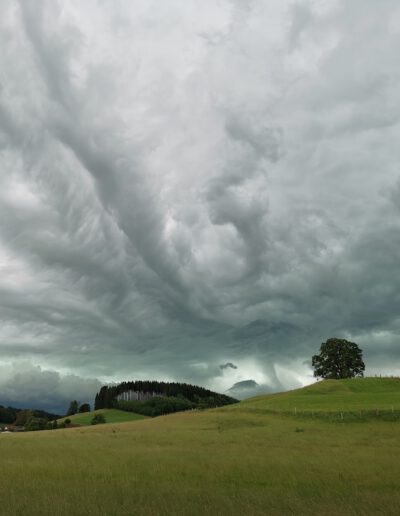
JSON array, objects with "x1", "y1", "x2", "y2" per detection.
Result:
[
  {"x1": 91, "y1": 414, "x2": 106, "y2": 425},
  {"x1": 78, "y1": 403, "x2": 91, "y2": 413},
  {"x1": 25, "y1": 416, "x2": 47, "y2": 431}
]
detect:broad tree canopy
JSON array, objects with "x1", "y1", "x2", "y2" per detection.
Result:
[{"x1": 312, "y1": 338, "x2": 365, "y2": 379}]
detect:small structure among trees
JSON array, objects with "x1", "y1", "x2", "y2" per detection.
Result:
[{"x1": 312, "y1": 338, "x2": 365, "y2": 379}]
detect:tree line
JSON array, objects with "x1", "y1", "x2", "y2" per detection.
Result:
[
  {"x1": 0, "y1": 406, "x2": 60, "y2": 425},
  {"x1": 66, "y1": 400, "x2": 91, "y2": 416},
  {"x1": 95, "y1": 380, "x2": 238, "y2": 412}
]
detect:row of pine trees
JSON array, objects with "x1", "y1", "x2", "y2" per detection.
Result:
[{"x1": 94, "y1": 380, "x2": 237, "y2": 410}]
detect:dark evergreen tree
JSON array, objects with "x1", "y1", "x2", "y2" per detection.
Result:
[
  {"x1": 312, "y1": 338, "x2": 365, "y2": 379},
  {"x1": 95, "y1": 386, "x2": 108, "y2": 409},
  {"x1": 66, "y1": 400, "x2": 79, "y2": 416}
]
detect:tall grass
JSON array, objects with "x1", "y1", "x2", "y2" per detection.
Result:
[{"x1": 1, "y1": 378, "x2": 400, "y2": 515}]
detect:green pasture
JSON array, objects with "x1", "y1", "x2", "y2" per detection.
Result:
[
  {"x1": 58, "y1": 408, "x2": 148, "y2": 426},
  {"x1": 1, "y1": 378, "x2": 400, "y2": 515},
  {"x1": 242, "y1": 377, "x2": 400, "y2": 411}
]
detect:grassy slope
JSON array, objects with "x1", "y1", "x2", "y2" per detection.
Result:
[
  {"x1": 58, "y1": 408, "x2": 148, "y2": 426},
  {"x1": 1, "y1": 378, "x2": 400, "y2": 516},
  {"x1": 241, "y1": 377, "x2": 400, "y2": 411}
]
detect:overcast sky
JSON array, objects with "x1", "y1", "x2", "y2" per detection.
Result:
[{"x1": 1, "y1": 0, "x2": 400, "y2": 413}]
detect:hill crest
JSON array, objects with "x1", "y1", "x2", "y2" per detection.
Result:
[{"x1": 240, "y1": 377, "x2": 400, "y2": 412}]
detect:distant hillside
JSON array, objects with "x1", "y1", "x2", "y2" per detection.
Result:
[
  {"x1": 240, "y1": 377, "x2": 400, "y2": 412},
  {"x1": 58, "y1": 409, "x2": 148, "y2": 427},
  {"x1": 95, "y1": 380, "x2": 238, "y2": 415},
  {"x1": 0, "y1": 405, "x2": 61, "y2": 425}
]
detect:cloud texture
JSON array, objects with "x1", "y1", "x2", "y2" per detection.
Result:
[
  {"x1": 0, "y1": 363, "x2": 101, "y2": 414},
  {"x1": 1, "y1": 0, "x2": 400, "y2": 408}
]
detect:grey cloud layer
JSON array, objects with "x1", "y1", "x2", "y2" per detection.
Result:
[
  {"x1": 0, "y1": 0, "x2": 400, "y2": 405},
  {"x1": 0, "y1": 363, "x2": 101, "y2": 414}
]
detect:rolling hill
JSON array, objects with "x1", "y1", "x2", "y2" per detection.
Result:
[
  {"x1": 240, "y1": 377, "x2": 400, "y2": 412},
  {"x1": 58, "y1": 408, "x2": 148, "y2": 426},
  {"x1": 2, "y1": 378, "x2": 400, "y2": 515}
]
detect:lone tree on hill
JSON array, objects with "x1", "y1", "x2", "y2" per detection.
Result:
[{"x1": 312, "y1": 338, "x2": 365, "y2": 379}]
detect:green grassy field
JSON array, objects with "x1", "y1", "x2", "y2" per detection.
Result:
[
  {"x1": 58, "y1": 408, "x2": 148, "y2": 426},
  {"x1": 242, "y1": 377, "x2": 400, "y2": 411},
  {"x1": 2, "y1": 378, "x2": 400, "y2": 515}
]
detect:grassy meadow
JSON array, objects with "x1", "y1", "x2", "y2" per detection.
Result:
[
  {"x1": 243, "y1": 377, "x2": 400, "y2": 411},
  {"x1": 58, "y1": 408, "x2": 148, "y2": 426},
  {"x1": 1, "y1": 378, "x2": 400, "y2": 515}
]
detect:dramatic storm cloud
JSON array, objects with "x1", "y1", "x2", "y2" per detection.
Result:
[
  {"x1": 0, "y1": 362, "x2": 101, "y2": 414},
  {"x1": 1, "y1": 0, "x2": 400, "y2": 408}
]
